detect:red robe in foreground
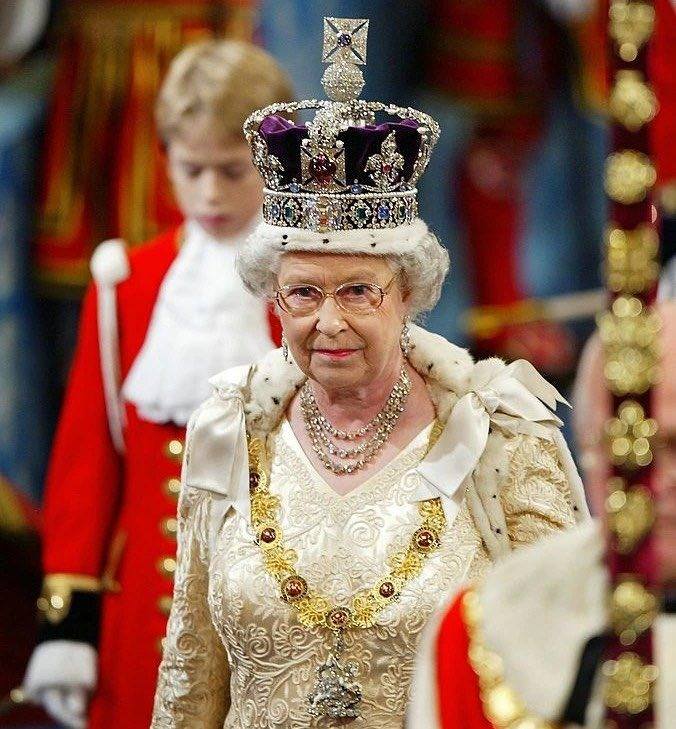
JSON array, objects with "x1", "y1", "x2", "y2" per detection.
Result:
[{"x1": 409, "y1": 524, "x2": 676, "y2": 728}]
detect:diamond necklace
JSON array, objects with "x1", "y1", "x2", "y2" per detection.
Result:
[{"x1": 299, "y1": 368, "x2": 411, "y2": 475}]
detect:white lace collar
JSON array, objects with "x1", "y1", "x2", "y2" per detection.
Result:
[{"x1": 122, "y1": 217, "x2": 275, "y2": 425}]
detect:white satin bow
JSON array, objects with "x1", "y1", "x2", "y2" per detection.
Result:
[
  {"x1": 413, "y1": 359, "x2": 569, "y2": 526},
  {"x1": 185, "y1": 365, "x2": 251, "y2": 525}
]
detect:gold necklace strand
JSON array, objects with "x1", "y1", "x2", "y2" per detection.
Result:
[
  {"x1": 247, "y1": 430, "x2": 446, "y2": 719},
  {"x1": 300, "y1": 369, "x2": 411, "y2": 474}
]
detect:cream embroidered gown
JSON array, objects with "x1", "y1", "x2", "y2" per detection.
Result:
[{"x1": 151, "y1": 418, "x2": 577, "y2": 728}]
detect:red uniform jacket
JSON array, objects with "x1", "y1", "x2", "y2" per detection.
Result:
[{"x1": 41, "y1": 227, "x2": 279, "y2": 729}]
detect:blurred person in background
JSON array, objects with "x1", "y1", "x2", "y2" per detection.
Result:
[
  {"x1": 0, "y1": 6, "x2": 51, "y2": 726},
  {"x1": 20, "y1": 40, "x2": 291, "y2": 729},
  {"x1": 419, "y1": 0, "x2": 606, "y2": 376},
  {"x1": 34, "y1": 0, "x2": 254, "y2": 290},
  {"x1": 0, "y1": 0, "x2": 53, "y2": 500},
  {"x1": 408, "y1": 299, "x2": 676, "y2": 727}
]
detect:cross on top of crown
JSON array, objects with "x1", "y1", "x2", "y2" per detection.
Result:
[{"x1": 322, "y1": 17, "x2": 369, "y2": 66}]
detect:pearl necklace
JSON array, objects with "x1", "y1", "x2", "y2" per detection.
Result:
[{"x1": 299, "y1": 368, "x2": 411, "y2": 474}]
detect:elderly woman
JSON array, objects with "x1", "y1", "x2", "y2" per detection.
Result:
[{"x1": 151, "y1": 18, "x2": 588, "y2": 729}]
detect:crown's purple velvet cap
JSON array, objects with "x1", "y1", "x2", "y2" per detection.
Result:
[{"x1": 258, "y1": 115, "x2": 422, "y2": 188}]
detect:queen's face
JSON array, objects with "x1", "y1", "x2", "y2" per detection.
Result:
[{"x1": 276, "y1": 253, "x2": 410, "y2": 391}]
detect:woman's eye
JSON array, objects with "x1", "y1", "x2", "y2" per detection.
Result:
[
  {"x1": 342, "y1": 284, "x2": 370, "y2": 298},
  {"x1": 289, "y1": 286, "x2": 320, "y2": 300}
]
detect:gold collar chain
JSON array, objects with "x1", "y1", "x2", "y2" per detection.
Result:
[
  {"x1": 247, "y1": 429, "x2": 446, "y2": 719},
  {"x1": 247, "y1": 433, "x2": 446, "y2": 633}
]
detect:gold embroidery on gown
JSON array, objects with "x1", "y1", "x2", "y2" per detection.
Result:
[
  {"x1": 501, "y1": 435, "x2": 578, "y2": 546},
  {"x1": 152, "y1": 423, "x2": 576, "y2": 728}
]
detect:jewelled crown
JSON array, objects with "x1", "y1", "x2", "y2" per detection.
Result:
[{"x1": 244, "y1": 17, "x2": 440, "y2": 234}]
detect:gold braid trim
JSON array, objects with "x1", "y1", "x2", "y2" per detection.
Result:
[
  {"x1": 37, "y1": 574, "x2": 102, "y2": 625},
  {"x1": 462, "y1": 589, "x2": 557, "y2": 729},
  {"x1": 247, "y1": 422, "x2": 446, "y2": 632}
]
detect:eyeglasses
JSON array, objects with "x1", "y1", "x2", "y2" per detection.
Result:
[{"x1": 275, "y1": 273, "x2": 399, "y2": 317}]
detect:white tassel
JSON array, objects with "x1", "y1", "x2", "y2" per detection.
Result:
[{"x1": 90, "y1": 239, "x2": 129, "y2": 453}]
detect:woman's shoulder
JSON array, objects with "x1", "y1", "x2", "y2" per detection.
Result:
[
  {"x1": 199, "y1": 348, "x2": 305, "y2": 438},
  {"x1": 408, "y1": 325, "x2": 475, "y2": 394}
]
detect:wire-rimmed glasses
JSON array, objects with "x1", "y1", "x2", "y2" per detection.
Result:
[{"x1": 275, "y1": 273, "x2": 399, "y2": 317}]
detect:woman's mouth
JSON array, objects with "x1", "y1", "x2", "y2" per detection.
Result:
[{"x1": 313, "y1": 349, "x2": 357, "y2": 360}]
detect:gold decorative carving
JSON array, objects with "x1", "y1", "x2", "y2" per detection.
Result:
[
  {"x1": 605, "y1": 400, "x2": 658, "y2": 469},
  {"x1": 605, "y1": 151, "x2": 656, "y2": 204},
  {"x1": 605, "y1": 224, "x2": 659, "y2": 294},
  {"x1": 607, "y1": 483, "x2": 655, "y2": 553},
  {"x1": 598, "y1": 300, "x2": 660, "y2": 396},
  {"x1": 603, "y1": 651, "x2": 658, "y2": 715},
  {"x1": 609, "y1": 0, "x2": 655, "y2": 62},
  {"x1": 609, "y1": 71, "x2": 658, "y2": 131},
  {"x1": 610, "y1": 576, "x2": 658, "y2": 645}
]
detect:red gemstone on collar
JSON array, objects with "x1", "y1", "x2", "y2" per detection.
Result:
[
  {"x1": 379, "y1": 581, "x2": 395, "y2": 598},
  {"x1": 413, "y1": 528, "x2": 437, "y2": 552},
  {"x1": 282, "y1": 575, "x2": 307, "y2": 601},
  {"x1": 260, "y1": 527, "x2": 277, "y2": 544},
  {"x1": 326, "y1": 607, "x2": 350, "y2": 629}
]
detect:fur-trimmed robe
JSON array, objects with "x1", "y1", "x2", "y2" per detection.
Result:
[{"x1": 192, "y1": 323, "x2": 588, "y2": 559}]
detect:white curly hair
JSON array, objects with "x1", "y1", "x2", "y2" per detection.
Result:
[{"x1": 236, "y1": 227, "x2": 450, "y2": 317}]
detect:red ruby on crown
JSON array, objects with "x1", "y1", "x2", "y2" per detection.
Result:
[{"x1": 309, "y1": 154, "x2": 337, "y2": 186}]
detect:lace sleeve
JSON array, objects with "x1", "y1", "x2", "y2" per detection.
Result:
[
  {"x1": 151, "y1": 485, "x2": 229, "y2": 728},
  {"x1": 501, "y1": 434, "x2": 578, "y2": 548}
]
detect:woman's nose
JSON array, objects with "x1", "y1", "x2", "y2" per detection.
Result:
[{"x1": 315, "y1": 296, "x2": 346, "y2": 336}]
